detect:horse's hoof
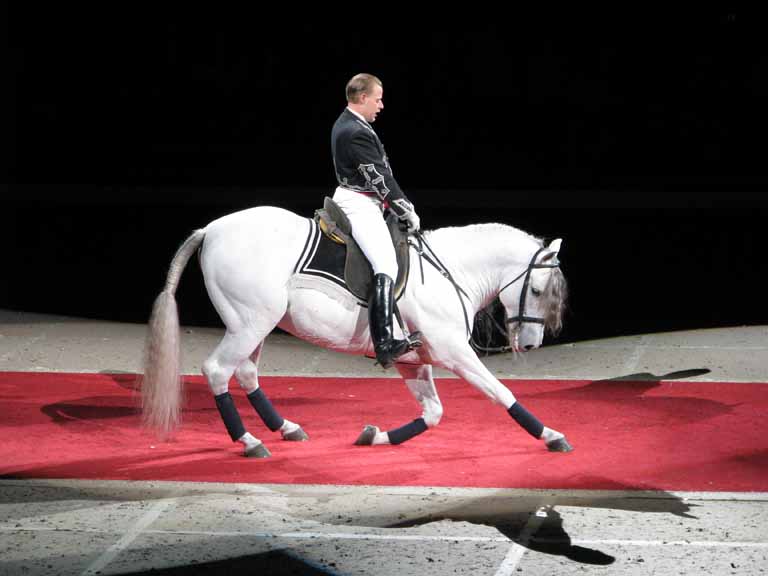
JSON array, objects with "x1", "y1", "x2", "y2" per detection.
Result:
[
  {"x1": 546, "y1": 437, "x2": 574, "y2": 453},
  {"x1": 283, "y1": 427, "x2": 309, "y2": 442},
  {"x1": 354, "y1": 425, "x2": 379, "y2": 446},
  {"x1": 245, "y1": 443, "x2": 271, "y2": 458}
]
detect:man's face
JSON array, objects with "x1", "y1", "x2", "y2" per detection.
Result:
[{"x1": 360, "y1": 84, "x2": 384, "y2": 122}]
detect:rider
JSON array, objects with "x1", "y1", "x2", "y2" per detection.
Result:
[{"x1": 331, "y1": 73, "x2": 421, "y2": 368}]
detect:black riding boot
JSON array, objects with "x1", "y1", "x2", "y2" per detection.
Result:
[{"x1": 369, "y1": 273, "x2": 411, "y2": 368}]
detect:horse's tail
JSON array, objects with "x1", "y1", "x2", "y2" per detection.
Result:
[{"x1": 141, "y1": 229, "x2": 206, "y2": 437}]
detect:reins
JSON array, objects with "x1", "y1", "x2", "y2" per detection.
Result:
[
  {"x1": 411, "y1": 232, "x2": 476, "y2": 345},
  {"x1": 408, "y1": 231, "x2": 558, "y2": 353}
]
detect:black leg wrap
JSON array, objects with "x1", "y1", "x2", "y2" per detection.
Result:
[
  {"x1": 387, "y1": 417, "x2": 428, "y2": 445},
  {"x1": 508, "y1": 401, "x2": 544, "y2": 439},
  {"x1": 214, "y1": 392, "x2": 246, "y2": 441},
  {"x1": 247, "y1": 388, "x2": 285, "y2": 432}
]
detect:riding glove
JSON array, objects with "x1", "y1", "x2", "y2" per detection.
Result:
[{"x1": 390, "y1": 198, "x2": 421, "y2": 232}]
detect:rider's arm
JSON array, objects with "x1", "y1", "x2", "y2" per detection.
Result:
[{"x1": 349, "y1": 131, "x2": 420, "y2": 230}]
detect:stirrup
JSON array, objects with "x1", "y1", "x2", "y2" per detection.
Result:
[
  {"x1": 393, "y1": 304, "x2": 421, "y2": 350},
  {"x1": 374, "y1": 332, "x2": 422, "y2": 369},
  {"x1": 374, "y1": 340, "x2": 410, "y2": 369},
  {"x1": 405, "y1": 330, "x2": 423, "y2": 349}
]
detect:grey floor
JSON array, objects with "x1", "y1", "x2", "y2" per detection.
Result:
[{"x1": 1, "y1": 310, "x2": 766, "y2": 575}]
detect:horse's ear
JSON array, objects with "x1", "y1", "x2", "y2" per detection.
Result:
[
  {"x1": 540, "y1": 239, "x2": 562, "y2": 265},
  {"x1": 547, "y1": 238, "x2": 562, "y2": 256}
]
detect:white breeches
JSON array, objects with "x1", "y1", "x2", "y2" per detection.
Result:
[{"x1": 332, "y1": 187, "x2": 398, "y2": 280}]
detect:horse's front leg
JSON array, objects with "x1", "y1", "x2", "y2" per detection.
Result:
[
  {"x1": 445, "y1": 345, "x2": 573, "y2": 452},
  {"x1": 354, "y1": 363, "x2": 442, "y2": 446}
]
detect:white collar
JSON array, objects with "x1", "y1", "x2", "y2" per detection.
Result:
[{"x1": 346, "y1": 107, "x2": 369, "y2": 125}]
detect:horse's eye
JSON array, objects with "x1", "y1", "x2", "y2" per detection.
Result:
[{"x1": 531, "y1": 287, "x2": 542, "y2": 297}]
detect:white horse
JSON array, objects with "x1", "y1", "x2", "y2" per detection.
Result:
[{"x1": 142, "y1": 205, "x2": 572, "y2": 457}]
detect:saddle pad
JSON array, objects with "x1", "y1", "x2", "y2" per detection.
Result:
[
  {"x1": 293, "y1": 219, "x2": 353, "y2": 297},
  {"x1": 293, "y1": 219, "x2": 409, "y2": 304}
]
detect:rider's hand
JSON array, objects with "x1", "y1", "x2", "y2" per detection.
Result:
[
  {"x1": 404, "y1": 210, "x2": 421, "y2": 233},
  {"x1": 391, "y1": 198, "x2": 420, "y2": 233}
]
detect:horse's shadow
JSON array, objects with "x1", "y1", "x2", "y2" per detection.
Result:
[
  {"x1": 528, "y1": 368, "x2": 740, "y2": 427},
  {"x1": 100, "y1": 370, "x2": 142, "y2": 389},
  {"x1": 380, "y1": 479, "x2": 697, "y2": 566},
  {"x1": 38, "y1": 371, "x2": 140, "y2": 423},
  {"x1": 40, "y1": 371, "x2": 205, "y2": 424},
  {"x1": 530, "y1": 367, "x2": 713, "y2": 403},
  {"x1": 387, "y1": 504, "x2": 616, "y2": 566},
  {"x1": 590, "y1": 368, "x2": 711, "y2": 383}
]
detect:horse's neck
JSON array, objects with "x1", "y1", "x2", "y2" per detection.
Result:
[{"x1": 425, "y1": 224, "x2": 540, "y2": 311}]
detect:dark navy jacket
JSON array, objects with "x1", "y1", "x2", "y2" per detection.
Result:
[{"x1": 331, "y1": 108, "x2": 412, "y2": 216}]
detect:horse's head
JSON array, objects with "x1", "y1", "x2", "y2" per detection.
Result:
[{"x1": 498, "y1": 238, "x2": 568, "y2": 352}]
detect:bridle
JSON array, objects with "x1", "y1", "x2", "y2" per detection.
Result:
[
  {"x1": 410, "y1": 233, "x2": 560, "y2": 354},
  {"x1": 496, "y1": 245, "x2": 560, "y2": 352},
  {"x1": 501, "y1": 246, "x2": 560, "y2": 328}
]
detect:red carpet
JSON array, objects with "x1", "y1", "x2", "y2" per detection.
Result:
[{"x1": 0, "y1": 372, "x2": 765, "y2": 492}]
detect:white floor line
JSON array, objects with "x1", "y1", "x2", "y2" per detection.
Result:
[
  {"x1": 79, "y1": 498, "x2": 176, "y2": 576},
  {"x1": 6, "y1": 525, "x2": 767, "y2": 550},
  {"x1": 572, "y1": 539, "x2": 768, "y2": 549},
  {"x1": 621, "y1": 335, "x2": 648, "y2": 374},
  {"x1": 498, "y1": 374, "x2": 768, "y2": 384},
  {"x1": 571, "y1": 344, "x2": 768, "y2": 351},
  {"x1": 3, "y1": 478, "x2": 767, "y2": 502},
  {"x1": 7, "y1": 368, "x2": 767, "y2": 384},
  {"x1": 494, "y1": 504, "x2": 551, "y2": 576},
  {"x1": 492, "y1": 541, "x2": 527, "y2": 574}
]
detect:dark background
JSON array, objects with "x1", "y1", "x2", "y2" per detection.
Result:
[{"x1": 7, "y1": 12, "x2": 767, "y2": 344}]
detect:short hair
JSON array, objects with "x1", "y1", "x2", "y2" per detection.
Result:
[{"x1": 346, "y1": 73, "x2": 383, "y2": 104}]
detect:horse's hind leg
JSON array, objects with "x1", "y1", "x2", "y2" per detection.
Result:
[
  {"x1": 354, "y1": 363, "x2": 442, "y2": 446},
  {"x1": 234, "y1": 343, "x2": 309, "y2": 441},
  {"x1": 203, "y1": 329, "x2": 273, "y2": 458}
]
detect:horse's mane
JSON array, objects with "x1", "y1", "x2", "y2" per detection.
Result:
[
  {"x1": 423, "y1": 222, "x2": 567, "y2": 351},
  {"x1": 543, "y1": 266, "x2": 567, "y2": 335},
  {"x1": 425, "y1": 222, "x2": 544, "y2": 251}
]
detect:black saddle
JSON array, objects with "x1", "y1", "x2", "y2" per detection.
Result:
[{"x1": 313, "y1": 197, "x2": 410, "y2": 302}]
